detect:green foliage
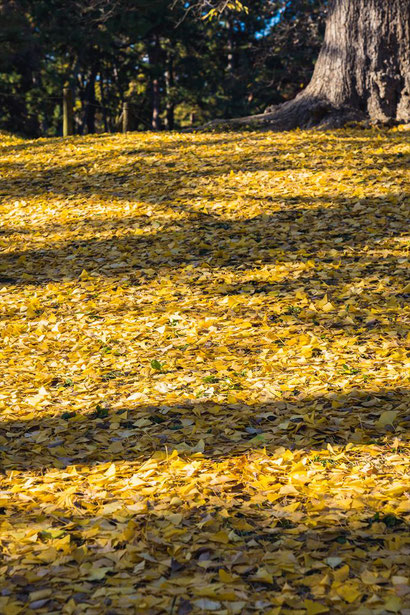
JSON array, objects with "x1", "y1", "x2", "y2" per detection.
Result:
[
  {"x1": 151, "y1": 359, "x2": 164, "y2": 371},
  {"x1": 0, "y1": 0, "x2": 326, "y2": 136}
]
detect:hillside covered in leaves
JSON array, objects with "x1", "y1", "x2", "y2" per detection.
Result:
[{"x1": 0, "y1": 127, "x2": 409, "y2": 614}]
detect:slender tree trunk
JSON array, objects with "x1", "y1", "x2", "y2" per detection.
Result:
[
  {"x1": 165, "y1": 53, "x2": 175, "y2": 130},
  {"x1": 99, "y1": 70, "x2": 109, "y2": 133},
  {"x1": 149, "y1": 34, "x2": 162, "y2": 130},
  {"x1": 152, "y1": 78, "x2": 161, "y2": 130},
  {"x1": 225, "y1": 16, "x2": 236, "y2": 117},
  {"x1": 83, "y1": 67, "x2": 97, "y2": 134},
  {"x1": 226, "y1": 17, "x2": 234, "y2": 76}
]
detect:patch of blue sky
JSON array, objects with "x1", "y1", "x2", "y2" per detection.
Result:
[{"x1": 255, "y1": 1, "x2": 291, "y2": 38}]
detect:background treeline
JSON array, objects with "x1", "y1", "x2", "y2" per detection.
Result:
[{"x1": 0, "y1": 0, "x2": 326, "y2": 137}]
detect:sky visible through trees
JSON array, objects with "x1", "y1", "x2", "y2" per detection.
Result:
[{"x1": 0, "y1": 0, "x2": 326, "y2": 136}]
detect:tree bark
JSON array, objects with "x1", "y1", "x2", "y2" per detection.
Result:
[
  {"x1": 165, "y1": 53, "x2": 175, "y2": 130},
  {"x1": 99, "y1": 69, "x2": 109, "y2": 133},
  {"x1": 204, "y1": 0, "x2": 410, "y2": 130},
  {"x1": 82, "y1": 67, "x2": 97, "y2": 134},
  {"x1": 302, "y1": 0, "x2": 410, "y2": 124},
  {"x1": 224, "y1": 15, "x2": 236, "y2": 117},
  {"x1": 149, "y1": 34, "x2": 162, "y2": 130}
]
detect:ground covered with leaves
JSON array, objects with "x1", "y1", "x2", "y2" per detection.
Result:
[{"x1": 0, "y1": 128, "x2": 409, "y2": 614}]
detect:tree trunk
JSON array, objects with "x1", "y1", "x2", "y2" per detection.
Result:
[
  {"x1": 149, "y1": 34, "x2": 162, "y2": 130},
  {"x1": 206, "y1": 0, "x2": 410, "y2": 130},
  {"x1": 83, "y1": 68, "x2": 97, "y2": 134},
  {"x1": 99, "y1": 69, "x2": 109, "y2": 133},
  {"x1": 302, "y1": 0, "x2": 410, "y2": 124},
  {"x1": 152, "y1": 77, "x2": 161, "y2": 130},
  {"x1": 165, "y1": 53, "x2": 175, "y2": 130},
  {"x1": 224, "y1": 15, "x2": 236, "y2": 117}
]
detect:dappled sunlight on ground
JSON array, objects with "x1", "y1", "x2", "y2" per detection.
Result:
[
  {"x1": 0, "y1": 128, "x2": 408, "y2": 613},
  {"x1": 1, "y1": 446, "x2": 408, "y2": 614}
]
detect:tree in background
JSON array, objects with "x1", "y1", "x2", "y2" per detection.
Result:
[
  {"x1": 0, "y1": 0, "x2": 329, "y2": 135},
  {"x1": 0, "y1": 0, "x2": 43, "y2": 136},
  {"x1": 0, "y1": 0, "x2": 327, "y2": 136}
]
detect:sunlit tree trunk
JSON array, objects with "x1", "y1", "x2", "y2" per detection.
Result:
[
  {"x1": 221, "y1": 0, "x2": 410, "y2": 129},
  {"x1": 302, "y1": 0, "x2": 410, "y2": 123}
]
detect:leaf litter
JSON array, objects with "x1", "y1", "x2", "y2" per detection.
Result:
[{"x1": 0, "y1": 128, "x2": 409, "y2": 614}]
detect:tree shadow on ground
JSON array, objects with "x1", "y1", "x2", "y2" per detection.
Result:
[
  {"x1": 0, "y1": 387, "x2": 408, "y2": 611},
  {"x1": 0, "y1": 132, "x2": 408, "y2": 612},
  {"x1": 1, "y1": 487, "x2": 407, "y2": 614},
  {"x1": 0, "y1": 194, "x2": 407, "y2": 288},
  {"x1": 1, "y1": 386, "x2": 407, "y2": 472},
  {"x1": 2, "y1": 487, "x2": 408, "y2": 615},
  {"x1": 0, "y1": 131, "x2": 407, "y2": 205}
]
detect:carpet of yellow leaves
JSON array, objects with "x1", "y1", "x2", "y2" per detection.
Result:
[{"x1": 0, "y1": 128, "x2": 409, "y2": 614}]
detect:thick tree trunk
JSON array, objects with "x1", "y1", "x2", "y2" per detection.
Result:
[
  {"x1": 302, "y1": 0, "x2": 410, "y2": 124},
  {"x1": 204, "y1": 0, "x2": 410, "y2": 130}
]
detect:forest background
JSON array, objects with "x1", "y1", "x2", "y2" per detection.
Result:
[{"x1": 0, "y1": 0, "x2": 327, "y2": 137}]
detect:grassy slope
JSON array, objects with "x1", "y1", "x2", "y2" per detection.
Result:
[{"x1": 0, "y1": 128, "x2": 409, "y2": 614}]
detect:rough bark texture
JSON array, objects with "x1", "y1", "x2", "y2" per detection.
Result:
[
  {"x1": 303, "y1": 0, "x2": 410, "y2": 123},
  {"x1": 203, "y1": 0, "x2": 410, "y2": 130}
]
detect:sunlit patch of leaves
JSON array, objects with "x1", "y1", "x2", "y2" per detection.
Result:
[{"x1": 0, "y1": 127, "x2": 408, "y2": 614}]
